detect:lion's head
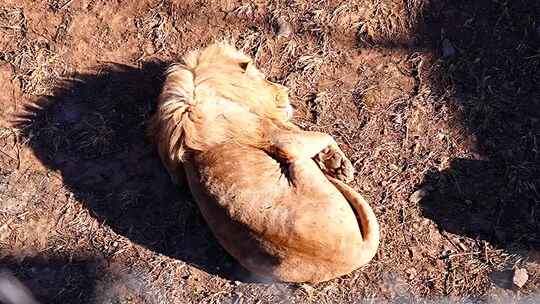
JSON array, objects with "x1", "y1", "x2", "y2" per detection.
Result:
[{"x1": 182, "y1": 42, "x2": 293, "y2": 121}]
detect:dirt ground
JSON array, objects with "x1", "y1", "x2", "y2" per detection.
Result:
[{"x1": 0, "y1": 0, "x2": 539, "y2": 303}]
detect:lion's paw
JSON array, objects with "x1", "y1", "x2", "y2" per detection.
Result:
[{"x1": 315, "y1": 144, "x2": 355, "y2": 183}]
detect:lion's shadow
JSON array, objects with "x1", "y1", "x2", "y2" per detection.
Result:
[{"x1": 16, "y1": 62, "x2": 248, "y2": 280}]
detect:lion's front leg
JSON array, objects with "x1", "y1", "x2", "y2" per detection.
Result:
[{"x1": 271, "y1": 131, "x2": 355, "y2": 182}]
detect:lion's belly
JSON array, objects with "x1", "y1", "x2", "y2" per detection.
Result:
[{"x1": 185, "y1": 144, "x2": 363, "y2": 281}]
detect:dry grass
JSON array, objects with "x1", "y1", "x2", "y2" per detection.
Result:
[
  {"x1": 135, "y1": 1, "x2": 174, "y2": 58},
  {"x1": 0, "y1": 6, "x2": 26, "y2": 46},
  {"x1": 1, "y1": 6, "x2": 64, "y2": 95},
  {"x1": 359, "y1": 0, "x2": 429, "y2": 46},
  {"x1": 0, "y1": 0, "x2": 539, "y2": 303}
]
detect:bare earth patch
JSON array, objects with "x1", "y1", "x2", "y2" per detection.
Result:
[{"x1": 0, "y1": 0, "x2": 539, "y2": 303}]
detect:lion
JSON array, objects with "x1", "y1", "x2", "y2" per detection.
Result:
[{"x1": 148, "y1": 42, "x2": 380, "y2": 283}]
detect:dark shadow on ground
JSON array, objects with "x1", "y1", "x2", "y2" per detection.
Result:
[
  {"x1": 403, "y1": 1, "x2": 540, "y2": 253},
  {"x1": 0, "y1": 255, "x2": 98, "y2": 304},
  {"x1": 421, "y1": 159, "x2": 539, "y2": 251},
  {"x1": 0, "y1": 253, "x2": 185, "y2": 303},
  {"x1": 15, "y1": 62, "x2": 249, "y2": 281}
]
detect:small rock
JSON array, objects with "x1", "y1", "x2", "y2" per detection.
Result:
[
  {"x1": 275, "y1": 18, "x2": 292, "y2": 37},
  {"x1": 442, "y1": 38, "x2": 456, "y2": 58},
  {"x1": 409, "y1": 187, "x2": 430, "y2": 203},
  {"x1": 512, "y1": 268, "x2": 528, "y2": 288}
]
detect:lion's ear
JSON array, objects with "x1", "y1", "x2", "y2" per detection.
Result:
[{"x1": 239, "y1": 61, "x2": 251, "y2": 72}]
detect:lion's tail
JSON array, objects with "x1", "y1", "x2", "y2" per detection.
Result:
[{"x1": 327, "y1": 176, "x2": 380, "y2": 267}]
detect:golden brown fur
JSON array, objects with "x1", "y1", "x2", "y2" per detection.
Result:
[
  {"x1": 148, "y1": 43, "x2": 292, "y2": 183},
  {"x1": 148, "y1": 42, "x2": 380, "y2": 283}
]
